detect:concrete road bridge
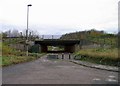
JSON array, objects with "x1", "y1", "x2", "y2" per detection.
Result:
[{"x1": 35, "y1": 39, "x2": 81, "y2": 53}]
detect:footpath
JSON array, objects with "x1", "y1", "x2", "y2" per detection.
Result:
[{"x1": 70, "y1": 60, "x2": 119, "y2": 72}]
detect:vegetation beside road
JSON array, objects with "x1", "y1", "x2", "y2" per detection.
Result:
[
  {"x1": 1, "y1": 41, "x2": 45, "y2": 67},
  {"x1": 1, "y1": 53, "x2": 44, "y2": 67},
  {"x1": 74, "y1": 48, "x2": 119, "y2": 66},
  {"x1": 60, "y1": 29, "x2": 118, "y2": 47},
  {"x1": 61, "y1": 29, "x2": 119, "y2": 66},
  {"x1": 0, "y1": 30, "x2": 45, "y2": 67}
]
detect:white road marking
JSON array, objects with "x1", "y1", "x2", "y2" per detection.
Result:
[
  {"x1": 43, "y1": 59, "x2": 49, "y2": 62},
  {"x1": 108, "y1": 75, "x2": 116, "y2": 78},
  {"x1": 93, "y1": 78, "x2": 101, "y2": 81},
  {"x1": 106, "y1": 79, "x2": 117, "y2": 82}
]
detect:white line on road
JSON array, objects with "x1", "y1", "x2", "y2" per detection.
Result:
[
  {"x1": 108, "y1": 75, "x2": 116, "y2": 78},
  {"x1": 93, "y1": 78, "x2": 101, "y2": 81},
  {"x1": 105, "y1": 79, "x2": 117, "y2": 82},
  {"x1": 43, "y1": 59, "x2": 49, "y2": 62}
]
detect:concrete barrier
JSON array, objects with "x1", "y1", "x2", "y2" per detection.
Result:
[{"x1": 47, "y1": 54, "x2": 58, "y2": 59}]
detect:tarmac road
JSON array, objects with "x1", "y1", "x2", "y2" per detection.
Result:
[{"x1": 2, "y1": 54, "x2": 118, "y2": 84}]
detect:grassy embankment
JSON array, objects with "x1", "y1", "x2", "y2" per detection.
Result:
[
  {"x1": 60, "y1": 29, "x2": 119, "y2": 66},
  {"x1": 1, "y1": 42, "x2": 45, "y2": 67},
  {"x1": 74, "y1": 48, "x2": 119, "y2": 66}
]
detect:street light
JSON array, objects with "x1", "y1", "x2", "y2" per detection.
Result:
[{"x1": 26, "y1": 4, "x2": 32, "y2": 56}]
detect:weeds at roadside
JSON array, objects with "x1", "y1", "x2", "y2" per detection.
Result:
[{"x1": 74, "y1": 48, "x2": 119, "y2": 67}]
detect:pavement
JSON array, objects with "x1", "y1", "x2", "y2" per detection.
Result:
[
  {"x1": 2, "y1": 54, "x2": 119, "y2": 84},
  {"x1": 70, "y1": 60, "x2": 119, "y2": 72},
  {"x1": 60, "y1": 53, "x2": 119, "y2": 72}
]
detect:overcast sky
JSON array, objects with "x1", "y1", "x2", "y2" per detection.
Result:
[{"x1": 0, "y1": 0, "x2": 119, "y2": 35}]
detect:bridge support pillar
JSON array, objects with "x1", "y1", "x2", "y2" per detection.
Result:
[{"x1": 74, "y1": 44, "x2": 81, "y2": 52}]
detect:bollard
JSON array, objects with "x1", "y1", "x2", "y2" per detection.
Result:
[
  {"x1": 62, "y1": 53, "x2": 64, "y2": 59},
  {"x1": 57, "y1": 54, "x2": 59, "y2": 59},
  {"x1": 69, "y1": 53, "x2": 71, "y2": 59}
]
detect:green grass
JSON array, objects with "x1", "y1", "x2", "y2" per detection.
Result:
[
  {"x1": 1, "y1": 53, "x2": 45, "y2": 67},
  {"x1": 1, "y1": 41, "x2": 45, "y2": 67},
  {"x1": 74, "y1": 48, "x2": 119, "y2": 66}
]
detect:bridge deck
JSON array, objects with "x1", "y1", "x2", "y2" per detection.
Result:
[{"x1": 35, "y1": 39, "x2": 80, "y2": 46}]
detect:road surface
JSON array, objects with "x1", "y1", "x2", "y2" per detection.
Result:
[{"x1": 2, "y1": 54, "x2": 118, "y2": 84}]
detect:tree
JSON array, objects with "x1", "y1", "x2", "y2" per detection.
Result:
[
  {"x1": 2, "y1": 32, "x2": 8, "y2": 37},
  {"x1": 11, "y1": 29, "x2": 19, "y2": 37}
]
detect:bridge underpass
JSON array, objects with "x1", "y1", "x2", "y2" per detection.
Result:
[{"x1": 35, "y1": 39, "x2": 81, "y2": 53}]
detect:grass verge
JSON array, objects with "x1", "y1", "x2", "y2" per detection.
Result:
[
  {"x1": 1, "y1": 42, "x2": 46, "y2": 67},
  {"x1": 1, "y1": 53, "x2": 45, "y2": 67},
  {"x1": 74, "y1": 48, "x2": 119, "y2": 67}
]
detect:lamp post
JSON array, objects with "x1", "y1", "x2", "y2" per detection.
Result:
[{"x1": 26, "y1": 4, "x2": 32, "y2": 56}]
